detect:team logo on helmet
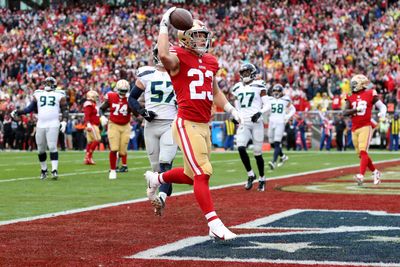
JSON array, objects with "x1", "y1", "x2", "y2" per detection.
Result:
[
  {"x1": 178, "y1": 20, "x2": 212, "y2": 56},
  {"x1": 115, "y1": 79, "x2": 130, "y2": 97},
  {"x1": 239, "y1": 63, "x2": 257, "y2": 84},
  {"x1": 44, "y1": 77, "x2": 57, "y2": 91},
  {"x1": 350, "y1": 74, "x2": 369, "y2": 92}
]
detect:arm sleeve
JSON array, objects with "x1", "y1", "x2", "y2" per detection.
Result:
[
  {"x1": 19, "y1": 100, "x2": 37, "y2": 115},
  {"x1": 260, "y1": 95, "x2": 271, "y2": 113},
  {"x1": 128, "y1": 84, "x2": 144, "y2": 113},
  {"x1": 285, "y1": 104, "x2": 296, "y2": 119},
  {"x1": 375, "y1": 100, "x2": 387, "y2": 118}
]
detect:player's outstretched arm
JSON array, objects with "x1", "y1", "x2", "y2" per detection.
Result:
[
  {"x1": 128, "y1": 80, "x2": 157, "y2": 122},
  {"x1": 11, "y1": 98, "x2": 37, "y2": 120},
  {"x1": 59, "y1": 97, "x2": 69, "y2": 133},
  {"x1": 213, "y1": 79, "x2": 242, "y2": 124},
  {"x1": 373, "y1": 96, "x2": 387, "y2": 119},
  {"x1": 342, "y1": 100, "x2": 358, "y2": 116},
  {"x1": 158, "y1": 7, "x2": 179, "y2": 74}
]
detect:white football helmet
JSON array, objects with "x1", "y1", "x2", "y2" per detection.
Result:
[
  {"x1": 115, "y1": 79, "x2": 130, "y2": 97},
  {"x1": 178, "y1": 19, "x2": 212, "y2": 55},
  {"x1": 350, "y1": 74, "x2": 369, "y2": 92}
]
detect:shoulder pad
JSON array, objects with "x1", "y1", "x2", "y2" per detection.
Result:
[
  {"x1": 83, "y1": 101, "x2": 93, "y2": 107},
  {"x1": 231, "y1": 83, "x2": 242, "y2": 93},
  {"x1": 136, "y1": 66, "x2": 156, "y2": 78},
  {"x1": 282, "y1": 95, "x2": 291, "y2": 102},
  {"x1": 251, "y1": 80, "x2": 267, "y2": 88},
  {"x1": 34, "y1": 89, "x2": 44, "y2": 94},
  {"x1": 55, "y1": 89, "x2": 66, "y2": 95}
]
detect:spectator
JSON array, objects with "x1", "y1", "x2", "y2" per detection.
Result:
[
  {"x1": 389, "y1": 113, "x2": 400, "y2": 151},
  {"x1": 334, "y1": 113, "x2": 347, "y2": 151}
]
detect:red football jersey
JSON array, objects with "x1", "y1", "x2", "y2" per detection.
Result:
[
  {"x1": 83, "y1": 101, "x2": 100, "y2": 126},
  {"x1": 346, "y1": 89, "x2": 377, "y2": 131},
  {"x1": 169, "y1": 46, "x2": 219, "y2": 123},
  {"x1": 105, "y1": 92, "x2": 132, "y2": 125}
]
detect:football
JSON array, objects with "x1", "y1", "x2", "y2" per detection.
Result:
[{"x1": 170, "y1": 8, "x2": 193, "y2": 31}]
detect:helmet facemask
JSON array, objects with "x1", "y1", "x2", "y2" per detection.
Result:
[
  {"x1": 153, "y1": 46, "x2": 163, "y2": 67},
  {"x1": 178, "y1": 20, "x2": 212, "y2": 56},
  {"x1": 115, "y1": 79, "x2": 130, "y2": 97},
  {"x1": 350, "y1": 74, "x2": 369, "y2": 92},
  {"x1": 44, "y1": 77, "x2": 57, "y2": 91},
  {"x1": 272, "y1": 84, "x2": 284, "y2": 99},
  {"x1": 239, "y1": 64, "x2": 257, "y2": 84}
]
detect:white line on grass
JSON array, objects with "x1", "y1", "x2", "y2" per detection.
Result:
[{"x1": 0, "y1": 158, "x2": 399, "y2": 227}]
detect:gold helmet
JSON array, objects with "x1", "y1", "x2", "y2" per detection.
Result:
[
  {"x1": 115, "y1": 79, "x2": 130, "y2": 96},
  {"x1": 350, "y1": 74, "x2": 369, "y2": 92},
  {"x1": 178, "y1": 19, "x2": 212, "y2": 55},
  {"x1": 86, "y1": 90, "x2": 98, "y2": 102}
]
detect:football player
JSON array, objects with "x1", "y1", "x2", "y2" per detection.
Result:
[
  {"x1": 11, "y1": 77, "x2": 68, "y2": 180},
  {"x1": 128, "y1": 46, "x2": 178, "y2": 216},
  {"x1": 343, "y1": 74, "x2": 387, "y2": 185},
  {"x1": 83, "y1": 90, "x2": 101, "y2": 165},
  {"x1": 267, "y1": 84, "x2": 296, "y2": 170},
  {"x1": 144, "y1": 7, "x2": 241, "y2": 240},
  {"x1": 231, "y1": 63, "x2": 270, "y2": 192},
  {"x1": 100, "y1": 79, "x2": 134, "y2": 180}
]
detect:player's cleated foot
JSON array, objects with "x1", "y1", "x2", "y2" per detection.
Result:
[
  {"x1": 109, "y1": 170, "x2": 117, "y2": 180},
  {"x1": 372, "y1": 169, "x2": 381, "y2": 185},
  {"x1": 84, "y1": 157, "x2": 95, "y2": 165},
  {"x1": 277, "y1": 155, "x2": 289, "y2": 167},
  {"x1": 40, "y1": 169, "x2": 48, "y2": 180},
  {"x1": 144, "y1": 171, "x2": 160, "y2": 201},
  {"x1": 209, "y1": 222, "x2": 237, "y2": 241},
  {"x1": 257, "y1": 180, "x2": 265, "y2": 192},
  {"x1": 151, "y1": 196, "x2": 165, "y2": 216},
  {"x1": 244, "y1": 175, "x2": 256, "y2": 190},
  {"x1": 117, "y1": 166, "x2": 128, "y2": 173},
  {"x1": 354, "y1": 174, "x2": 364, "y2": 186},
  {"x1": 268, "y1": 161, "x2": 276, "y2": 170},
  {"x1": 51, "y1": 170, "x2": 58, "y2": 180}
]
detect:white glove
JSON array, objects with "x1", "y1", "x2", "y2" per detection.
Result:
[
  {"x1": 160, "y1": 7, "x2": 176, "y2": 33},
  {"x1": 60, "y1": 121, "x2": 67, "y2": 133},
  {"x1": 100, "y1": 115, "x2": 108, "y2": 127},
  {"x1": 10, "y1": 110, "x2": 19, "y2": 120},
  {"x1": 231, "y1": 108, "x2": 243, "y2": 124},
  {"x1": 377, "y1": 112, "x2": 385, "y2": 119}
]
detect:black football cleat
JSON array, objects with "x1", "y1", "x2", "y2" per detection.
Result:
[
  {"x1": 245, "y1": 175, "x2": 256, "y2": 190},
  {"x1": 40, "y1": 169, "x2": 48, "y2": 180},
  {"x1": 257, "y1": 180, "x2": 265, "y2": 192},
  {"x1": 116, "y1": 166, "x2": 128, "y2": 173},
  {"x1": 51, "y1": 170, "x2": 58, "y2": 180}
]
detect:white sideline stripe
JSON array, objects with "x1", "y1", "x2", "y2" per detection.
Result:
[
  {"x1": 0, "y1": 158, "x2": 239, "y2": 183},
  {"x1": 0, "y1": 158, "x2": 398, "y2": 227}
]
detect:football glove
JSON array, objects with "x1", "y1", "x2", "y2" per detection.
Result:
[
  {"x1": 251, "y1": 112, "x2": 262, "y2": 123},
  {"x1": 10, "y1": 109, "x2": 20, "y2": 121},
  {"x1": 139, "y1": 109, "x2": 157, "y2": 122},
  {"x1": 100, "y1": 115, "x2": 108, "y2": 127},
  {"x1": 160, "y1": 6, "x2": 176, "y2": 32},
  {"x1": 60, "y1": 121, "x2": 67, "y2": 133}
]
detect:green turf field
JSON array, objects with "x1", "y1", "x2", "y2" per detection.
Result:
[{"x1": 0, "y1": 150, "x2": 397, "y2": 221}]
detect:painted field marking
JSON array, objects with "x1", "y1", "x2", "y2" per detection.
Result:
[
  {"x1": 1, "y1": 159, "x2": 398, "y2": 227},
  {"x1": 128, "y1": 209, "x2": 400, "y2": 266}
]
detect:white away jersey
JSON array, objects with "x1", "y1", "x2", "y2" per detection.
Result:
[
  {"x1": 268, "y1": 94, "x2": 291, "y2": 123},
  {"x1": 136, "y1": 66, "x2": 177, "y2": 120},
  {"x1": 33, "y1": 89, "x2": 65, "y2": 128},
  {"x1": 232, "y1": 80, "x2": 267, "y2": 122}
]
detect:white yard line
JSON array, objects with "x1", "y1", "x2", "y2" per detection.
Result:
[{"x1": 0, "y1": 158, "x2": 398, "y2": 227}]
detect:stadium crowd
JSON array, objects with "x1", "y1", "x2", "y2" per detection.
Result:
[{"x1": 0, "y1": 0, "x2": 399, "y2": 150}]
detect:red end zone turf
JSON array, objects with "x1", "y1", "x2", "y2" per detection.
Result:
[{"x1": 0, "y1": 160, "x2": 399, "y2": 267}]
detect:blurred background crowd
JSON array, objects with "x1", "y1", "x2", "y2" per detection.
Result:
[{"x1": 0, "y1": 0, "x2": 399, "y2": 151}]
